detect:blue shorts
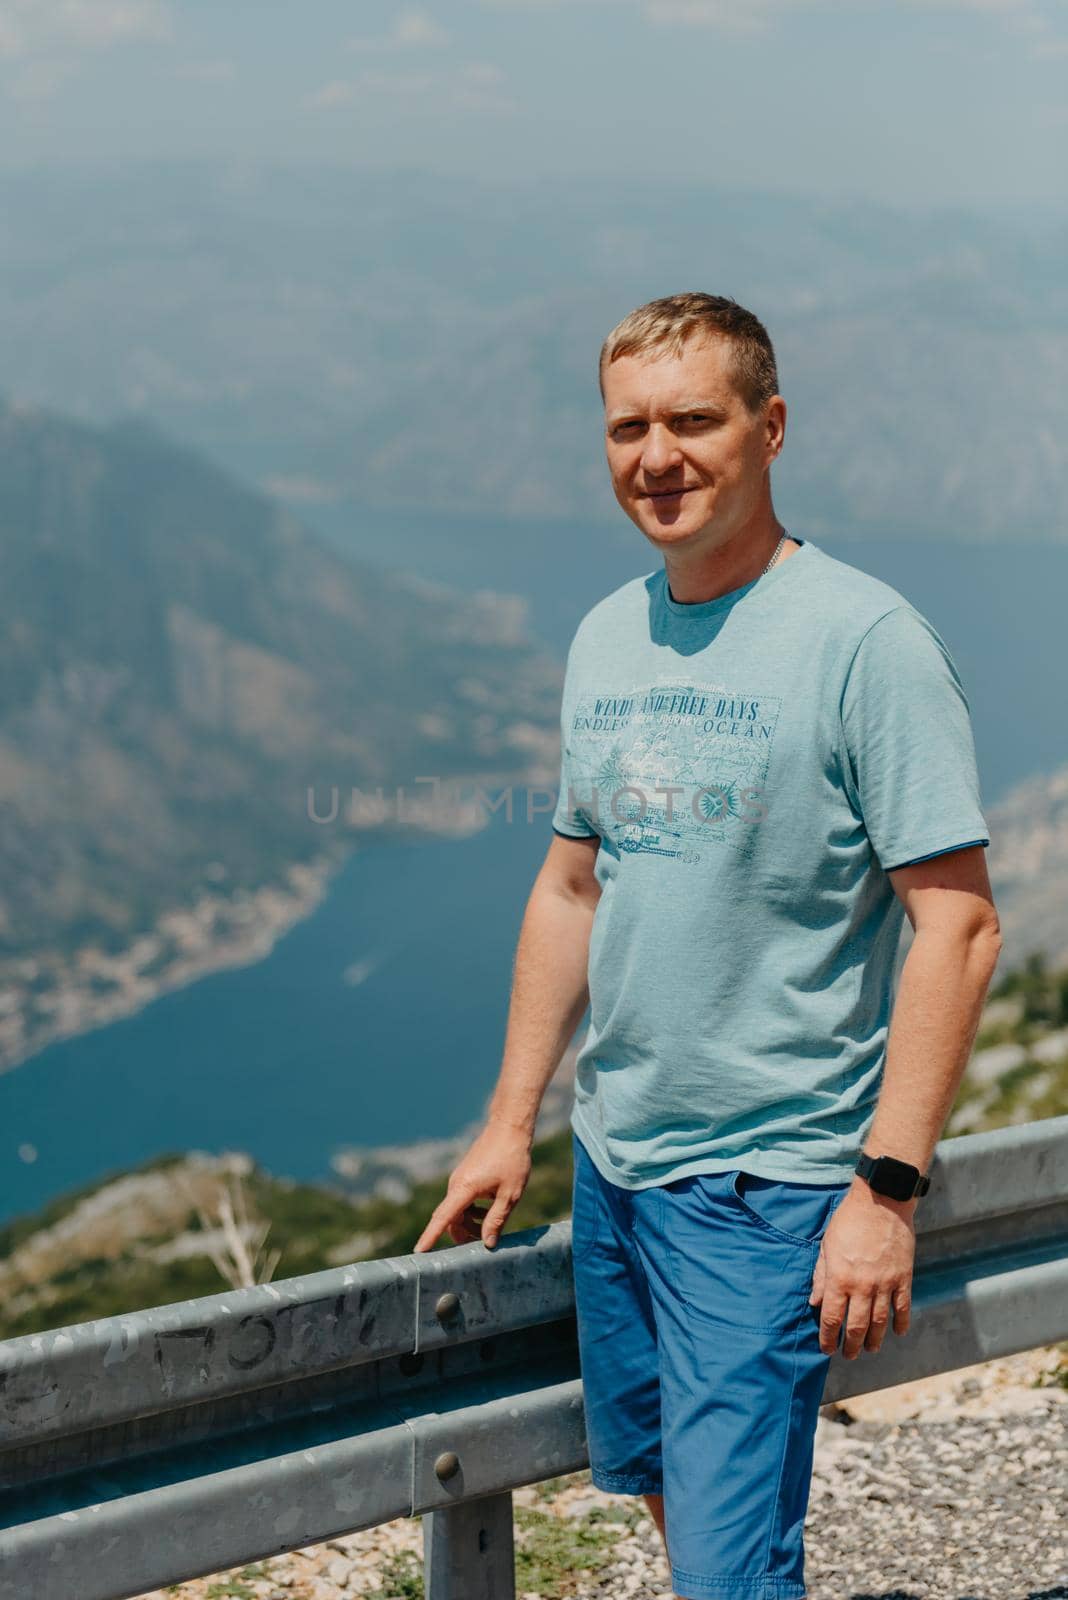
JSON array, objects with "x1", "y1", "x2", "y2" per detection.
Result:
[{"x1": 570, "y1": 1129, "x2": 851, "y2": 1600}]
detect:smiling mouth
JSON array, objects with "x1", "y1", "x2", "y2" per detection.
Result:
[{"x1": 644, "y1": 486, "x2": 697, "y2": 499}]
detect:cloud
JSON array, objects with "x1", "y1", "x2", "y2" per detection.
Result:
[
  {"x1": 352, "y1": 67, "x2": 438, "y2": 94},
  {"x1": 0, "y1": 0, "x2": 172, "y2": 61},
  {"x1": 480, "y1": 0, "x2": 1067, "y2": 54},
  {"x1": 346, "y1": 7, "x2": 449, "y2": 53},
  {"x1": 6, "y1": 54, "x2": 78, "y2": 97},
  {"x1": 0, "y1": 0, "x2": 171, "y2": 98},
  {"x1": 646, "y1": 0, "x2": 1046, "y2": 24},
  {"x1": 262, "y1": 474, "x2": 342, "y2": 506},
  {"x1": 906, "y1": 0, "x2": 1033, "y2": 9},
  {"x1": 307, "y1": 59, "x2": 515, "y2": 115},
  {"x1": 453, "y1": 59, "x2": 515, "y2": 112},
  {"x1": 307, "y1": 78, "x2": 355, "y2": 109},
  {"x1": 175, "y1": 57, "x2": 234, "y2": 84},
  {"x1": 481, "y1": 0, "x2": 1054, "y2": 22},
  {"x1": 645, "y1": 0, "x2": 778, "y2": 28},
  {"x1": 1008, "y1": 3, "x2": 1068, "y2": 53},
  {"x1": 394, "y1": 8, "x2": 449, "y2": 46}
]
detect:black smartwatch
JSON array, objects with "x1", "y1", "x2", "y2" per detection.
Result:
[{"x1": 854, "y1": 1151, "x2": 930, "y2": 1202}]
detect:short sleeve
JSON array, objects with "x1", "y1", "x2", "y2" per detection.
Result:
[
  {"x1": 552, "y1": 639, "x2": 599, "y2": 840},
  {"x1": 839, "y1": 606, "x2": 990, "y2": 874}
]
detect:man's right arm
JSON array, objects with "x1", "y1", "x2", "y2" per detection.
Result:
[
  {"x1": 487, "y1": 830, "x2": 602, "y2": 1142},
  {"x1": 413, "y1": 831, "x2": 601, "y2": 1251}
]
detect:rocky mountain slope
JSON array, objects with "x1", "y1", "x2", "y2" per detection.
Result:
[
  {"x1": 0, "y1": 399, "x2": 563, "y2": 1069},
  {"x1": 986, "y1": 762, "x2": 1068, "y2": 971}
]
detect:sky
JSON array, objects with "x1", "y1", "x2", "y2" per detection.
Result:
[{"x1": 1, "y1": 0, "x2": 1066, "y2": 208}]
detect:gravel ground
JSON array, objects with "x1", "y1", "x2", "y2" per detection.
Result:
[{"x1": 138, "y1": 1344, "x2": 1068, "y2": 1600}]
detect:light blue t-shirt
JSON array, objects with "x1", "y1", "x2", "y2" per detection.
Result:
[{"x1": 552, "y1": 537, "x2": 990, "y2": 1188}]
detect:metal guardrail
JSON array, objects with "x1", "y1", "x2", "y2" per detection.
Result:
[{"x1": 0, "y1": 1114, "x2": 1065, "y2": 1600}]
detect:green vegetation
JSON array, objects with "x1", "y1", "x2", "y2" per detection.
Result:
[
  {"x1": 946, "y1": 949, "x2": 1068, "y2": 1137},
  {"x1": 359, "y1": 1495, "x2": 643, "y2": 1600},
  {"x1": 513, "y1": 1500, "x2": 640, "y2": 1595},
  {"x1": 0, "y1": 1127, "x2": 580, "y2": 1340},
  {"x1": 2, "y1": 1252, "x2": 240, "y2": 1340},
  {"x1": 0, "y1": 1148, "x2": 191, "y2": 1262},
  {"x1": 164, "y1": 1562, "x2": 274, "y2": 1598},
  {"x1": 974, "y1": 1056, "x2": 1068, "y2": 1127},
  {"x1": 1032, "y1": 1340, "x2": 1068, "y2": 1391},
  {"x1": 977, "y1": 949, "x2": 1068, "y2": 1045},
  {"x1": 366, "y1": 1549, "x2": 425, "y2": 1599}
]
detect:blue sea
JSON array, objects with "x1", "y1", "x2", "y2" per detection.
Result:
[{"x1": 0, "y1": 805, "x2": 553, "y2": 1227}]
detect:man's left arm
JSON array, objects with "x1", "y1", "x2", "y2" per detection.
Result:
[{"x1": 810, "y1": 842, "x2": 1003, "y2": 1359}]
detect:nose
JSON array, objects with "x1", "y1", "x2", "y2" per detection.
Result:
[{"x1": 640, "y1": 423, "x2": 683, "y2": 476}]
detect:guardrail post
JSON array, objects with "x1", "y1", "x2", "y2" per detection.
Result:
[{"x1": 423, "y1": 1491, "x2": 516, "y2": 1599}]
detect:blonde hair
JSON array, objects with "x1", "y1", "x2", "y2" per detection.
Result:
[{"x1": 599, "y1": 292, "x2": 779, "y2": 414}]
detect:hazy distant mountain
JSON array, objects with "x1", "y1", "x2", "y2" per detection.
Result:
[
  {"x1": 1, "y1": 162, "x2": 1065, "y2": 543},
  {"x1": 890, "y1": 760, "x2": 1068, "y2": 985},
  {"x1": 0, "y1": 399, "x2": 562, "y2": 1063},
  {"x1": 985, "y1": 762, "x2": 1068, "y2": 971}
]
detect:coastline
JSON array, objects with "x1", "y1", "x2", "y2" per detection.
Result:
[
  {"x1": 328, "y1": 1037, "x2": 580, "y2": 1201},
  {"x1": 0, "y1": 776, "x2": 540, "y2": 1083},
  {"x1": 0, "y1": 851, "x2": 347, "y2": 1079}
]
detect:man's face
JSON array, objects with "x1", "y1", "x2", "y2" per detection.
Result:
[{"x1": 602, "y1": 334, "x2": 783, "y2": 554}]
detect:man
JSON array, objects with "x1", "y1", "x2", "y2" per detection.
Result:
[{"x1": 415, "y1": 292, "x2": 1002, "y2": 1599}]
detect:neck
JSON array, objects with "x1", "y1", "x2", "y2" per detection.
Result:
[{"x1": 663, "y1": 522, "x2": 794, "y2": 606}]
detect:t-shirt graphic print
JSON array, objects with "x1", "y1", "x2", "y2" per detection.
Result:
[{"x1": 563, "y1": 679, "x2": 782, "y2": 863}]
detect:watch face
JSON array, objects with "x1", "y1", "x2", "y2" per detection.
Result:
[{"x1": 871, "y1": 1156, "x2": 919, "y2": 1201}]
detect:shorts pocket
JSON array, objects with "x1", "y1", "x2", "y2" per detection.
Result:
[
  {"x1": 656, "y1": 1172, "x2": 816, "y2": 1332},
  {"x1": 728, "y1": 1168, "x2": 849, "y2": 1251},
  {"x1": 570, "y1": 1133, "x2": 603, "y2": 1263}
]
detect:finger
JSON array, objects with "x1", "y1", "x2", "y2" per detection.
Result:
[
  {"x1": 413, "y1": 1216, "x2": 444, "y2": 1253},
  {"x1": 808, "y1": 1251, "x2": 826, "y2": 1308},
  {"x1": 481, "y1": 1221, "x2": 505, "y2": 1249},
  {"x1": 818, "y1": 1286, "x2": 849, "y2": 1356},
  {"x1": 414, "y1": 1184, "x2": 486, "y2": 1252},
  {"x1": 864, "y1": 1290, "x2": 893, "y2": 1353},
  {"x1": 447, "y1": 1202, "x2": 487, "y2": 1240},
  {"x1": 448, "y1": 1223, "x2": 480, "y2": 1246},
  {"x1": 892, "y1": 1283, "x2": 911, "y2": 1337},
  {"x1": 481, "y1": 1198, "x2": 515, "y2": 1250},
  {"x1": 842, "y1": 1293, "x2": 873, "y2": 1361},
  {"x1": 414, "y1": 1199, "x2": 456, "y2": 1251}
]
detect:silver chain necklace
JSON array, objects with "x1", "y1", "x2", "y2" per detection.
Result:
[
  {"x1": 761, "y1": 530, "x2": 789, "y2": 577},
  {"x1": 667, "y1": 532, "x2": 792, "y2": 607}
]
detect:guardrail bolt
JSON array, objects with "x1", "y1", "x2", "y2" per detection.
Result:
[
  {"x1": 435, "y1": 1292, "x2": 461, "y2": 1323},
  {"x1": 434, "y1": 1450, "x2": 460, "y2": 1481}
]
